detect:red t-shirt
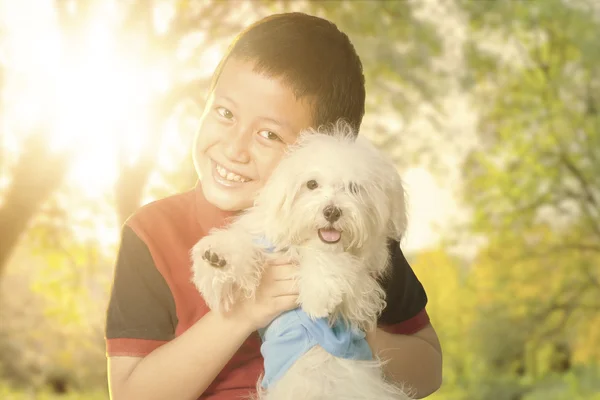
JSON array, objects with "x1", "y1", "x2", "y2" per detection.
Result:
[{"x1": 105, "y1": 183, "x2": 430, "y2": 399}]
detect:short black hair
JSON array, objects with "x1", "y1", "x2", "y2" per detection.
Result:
[{"x1": 209, "y1": 12, "x2": 366, "y2": 134}]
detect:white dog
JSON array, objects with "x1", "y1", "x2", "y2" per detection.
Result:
[{"x1": 191, "y1": 121, "x2": 413, "y2": 400}]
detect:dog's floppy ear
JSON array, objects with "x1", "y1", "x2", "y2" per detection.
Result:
[
  {"x1": 253, "y1": 154, "x2": 301, "y2": 244},
  {"x1": 386, "y1": 166, "x2": 408, "y2": 242},
  {"x1": 355, "y1": 134, "x2": 408, "y2": 242},
  {"x1": 388, "y1": 180, "x2": 408, "y2": 241},
  {"x1": 256, "y1": 167, "x2": 297, "y2": 218}
]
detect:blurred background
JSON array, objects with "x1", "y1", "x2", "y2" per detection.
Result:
[{"x1": 0, "y1": 0, "x2": 598, "y2": 399}]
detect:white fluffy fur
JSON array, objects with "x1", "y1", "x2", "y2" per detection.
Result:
[{"x1": 191, "y1": 121, "x2": 413, "y2": 399}]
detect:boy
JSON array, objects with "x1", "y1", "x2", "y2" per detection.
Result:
[{"x1": 105, "y1": 12, "x2": 442, "y2": 400}]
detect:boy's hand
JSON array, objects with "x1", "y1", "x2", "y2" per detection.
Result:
[{"x1": 231, "y1": 257, "x2": 299, "y2": 331}]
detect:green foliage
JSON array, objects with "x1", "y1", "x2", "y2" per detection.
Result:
[
  {"x1": 461, "y1": 0, "x2": 600, "y2": 236},
  {"x1": 411, "y1": 242, "x2": 600, "y2": 400},
  {"x1": 0, "y1": 236, "x2": 110, "y2": 391},
  {"x1": 444, "y1": 0, "x2": 600, "y2": 397}
]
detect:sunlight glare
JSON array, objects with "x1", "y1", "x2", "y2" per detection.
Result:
[{"x1": 1, "y1": 0, "x2": 171, "y2": 199}]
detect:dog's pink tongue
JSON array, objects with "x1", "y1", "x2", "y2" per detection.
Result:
[{"x1": 319, "y1": 228, "x2": 341, "y2": 243}]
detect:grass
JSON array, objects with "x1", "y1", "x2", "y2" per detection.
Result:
[{"x1": 0, "y1": 384, "x2": 108, "y2": 400}]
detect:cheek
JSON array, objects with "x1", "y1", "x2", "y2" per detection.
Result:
[
  {"x1": 194, "y1": 116, "x2": 219, "y2": 155},
  {"x1": 253, "y1": 148, "x2": 285, "y2": 181}
]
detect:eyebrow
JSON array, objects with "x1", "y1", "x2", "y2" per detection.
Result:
[
  {"x1": 259, "y1": 116, "x2": 291, "y2": 131},
  {"x1": 215, "y1": 95, "x2": 237, "y2": 106}
]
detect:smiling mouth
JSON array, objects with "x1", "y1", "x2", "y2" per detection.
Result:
[
  {"x1": 318, "y1": 227, "x2": 342, "y2": 244},
  {"x1": 212, "y1": 160, "x2": 252, "y2": 185}
]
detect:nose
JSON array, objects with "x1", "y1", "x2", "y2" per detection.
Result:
[
  {"x1": 323, "y1": 205, "x2": 342, "y2": 223},
  {"x1": 224, "y1": 126, "x2": 251, "y2": 164}
]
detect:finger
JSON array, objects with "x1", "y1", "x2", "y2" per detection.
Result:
[
  {"x1": 267, "y1": 255, "x2": 296, "y2": 266},
  {"x1": 270, "y1": 264, "x2": 299, "y2": 280},
  {"x1": 273, "y1": 295, "x2": 300, "y2": 312},
  {"x1": 263, "y1": 264, "x2": 298, "y2": 281},
  {"x1": 269, "y1": 280, "x2": 300, "y2": 297}
]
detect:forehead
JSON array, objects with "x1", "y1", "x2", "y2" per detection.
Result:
[{"x1": 213, "y1": 58, "x2": 314, "y2": 133}]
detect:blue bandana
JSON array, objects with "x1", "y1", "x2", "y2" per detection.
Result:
[{"x1": 254, "y1": 237, "x2": 373, "y2": 390}]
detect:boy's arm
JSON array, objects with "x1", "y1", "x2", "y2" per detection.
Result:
[
  {"x1": 372, "y1": 241, "x2": 443, "y2": 398},
  {"x1": 106, "y1": 225, "x2": 298, "y2": 400},
  {"x1": 109, "y1": 310, "x2": 255, "y2": 400},
  {"x1": 366, "y1": 323, "x2": 443, "y2": 399},
  {"x1": 106, "y1": 226, "x2": 256, "y2": 400}
]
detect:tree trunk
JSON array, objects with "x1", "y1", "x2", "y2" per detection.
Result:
[{"x1": 0, "y1": 134, "x2": 71, "y2": 276}]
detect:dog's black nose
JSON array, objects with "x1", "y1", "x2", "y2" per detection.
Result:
[{"x1": 323, "y1": 205, "x2": 342, "y2": 222}]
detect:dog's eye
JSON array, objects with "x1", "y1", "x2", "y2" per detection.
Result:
[
  {"x1": 307, "y1": 180, "x2": 319, "y2": 190},
  {"x1": 348, "y1": 182, "x2": 360, "y2": 194}
]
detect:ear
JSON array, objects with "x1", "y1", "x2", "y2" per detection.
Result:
[
  {"x1": 253, "y1": 159, "x2": 300, "y2": 245},
  {"x1": 387, "y1": 172, "x2": 408, "y2": 242}
]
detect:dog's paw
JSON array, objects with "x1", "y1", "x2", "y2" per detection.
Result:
[
  {"x1": 299, "y1": 287, "x2": 342, "y2": 320},
  {"x1": 191, "y1": 234, "x2": 240, "y2": 311},
  {"x1": 193, "y1": 233, "x2": 233, "y2": 268},
  {"x1": 295, "y1": 250, "x2": 354, "y2": 320},
  {"x1": 339, "y1": 274, "x2": 386, "y2": 331},
  {"x1": 201, "y1": 248, "x2": 227, "y2": 268},
  {"x1": 191, "y1": 231, "x2": 264, "y2": 312}
]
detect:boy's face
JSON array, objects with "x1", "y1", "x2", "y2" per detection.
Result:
[{"x1": 193, "y1": 58, "x2": 314, "y2": 211}]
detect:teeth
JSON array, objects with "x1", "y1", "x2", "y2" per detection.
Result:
[
  {"x1": 216, "y1": 163, "x2": 249, "y2": 183},
  {"x1": 226, "y1": 172, "x2": 239, "y2": 182}
]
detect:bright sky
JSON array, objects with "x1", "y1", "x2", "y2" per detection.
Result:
[
  {"x1": 402, "y1": 167, "x2": 458, "y2": 251},
  {"x1": 0, "y1": 0, "x2": 471, "y2": 254},
  {"x1": 0, "y1": 0, "x2": 182, "y2": 197}
]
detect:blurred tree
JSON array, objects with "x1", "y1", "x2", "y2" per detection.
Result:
[
  {"x1": 459, "y1": 0, "x2": 600, "y2": 307},
  {"x1": 0, "y1": 131, "x2": 71, "y2": 280},
  {"x1": 460, "y1": 0, "x2": 600, "y2": 248},
  {"x1": 454, "y1": 0, "x2": 600, "y2": 397},
  {"x1": 409, "y1": 248, "x2": 476, "y2": 400},
  {"x1": 462, "y1": 224, "x2": 600, "y2": 399},
  {"x1": 414, "y1": 234, "x2": 600, "y2": 400}
]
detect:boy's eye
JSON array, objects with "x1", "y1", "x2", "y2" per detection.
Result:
[
  {"x1": 216, "y1": 107, "x2": 233, "y2": 120},
  {"x1": 258, "y1": 130, "x2": 282, "y2": 142}
]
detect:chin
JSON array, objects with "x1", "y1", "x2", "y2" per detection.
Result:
[
  {"x1": 199, "y1": 163, "x2": 255, "y2": 212},
  {"x1": 201, "y1": 181, "x2": 252, "y2": 212}
]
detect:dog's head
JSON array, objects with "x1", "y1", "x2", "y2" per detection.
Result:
[{"x1": 254, "y1": 121, "x2": 407, "y2": 253}]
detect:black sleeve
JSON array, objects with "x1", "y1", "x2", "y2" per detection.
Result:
[
  {"x1": 377, "y1": 239, "x2": 428, "y2": 325},
  {"x1": 105, "y1": 225, "x2": 178, "y2": 340}
]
